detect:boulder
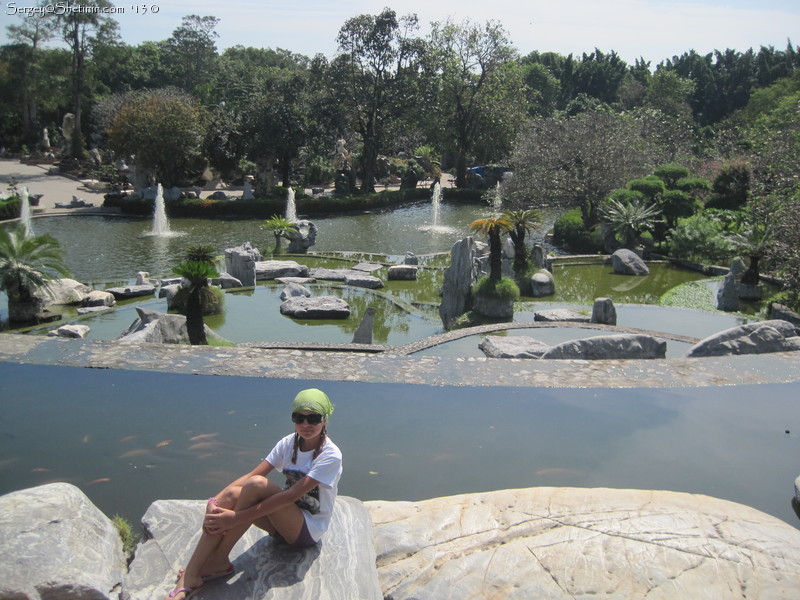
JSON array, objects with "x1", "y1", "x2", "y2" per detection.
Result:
[
  {"x1": 534, "y1": 308, "x2": 590, "y2": 322},
  {"x1": 387, "y1": 265, "x2": 418, "y2": 281},
  {"x1": 366, "y1": 487, "x2": 800, "y2": 600},
  {"x1": 771, "y1": 303, "x2": 800, "y2": 327},
  {"x1": 687, "y1": 320, "x2": 800, "y2": 358},
  {"x1": 352, "y1": 307, "x2": 376, "y2": 344},
  {"x1": 255, "y1": 260, "x2": 309, "y2": 281},
  {"x1": 36, "y1": 278, "x2": 91, "y2": 306},
  {"x1": 532, "y1": 243, "x2": 550, "y2": 270},
  {"x1": 308, "y1": 268, "x2": 354, "y2": 281},
  {"x1": 135, "y1": 271, "x2": 152, "y2": 285},
  {"x1": 48, "y1": 324, "x2": 90, "y2": 339},
  {"x1": 611, "y1": 248, "x2": 649, "y2": 276},
  {"x1": 478, "y1": 335, "x2": 551, "y2": 358},
  {"x1": 225, "y1": 243, "x2": 261, "y2": 287},
  {"x1": 530, "y1": 269, "x2": 555, "y2": 297},
  {"x1": 345, "y1": 272, "x2": 384, "y2": 289},
  {"x1": 540, "y1": 333, "x2": 667, "y2": 360},
  {"x1": 591, "y1": 297, "x2": 617, "y2": 325},
  {"x1": 117, "y1": 307, "x2": 218, "y2": 344},
  {"x1": 0, "y1": 483, "x2": 126, "y2": 600},
  {"x1": 472, "y1": 294, "x2": 514, "y2": 319},
  {"x1": 106, "y1": 284, "x2": 156, "y2": 299},
  {"x1": 84, "y1": 289, "x2": 116, "y2": 307},
  {"x1": 403, "y1": 252, "x2": 418, "y2": 265},
  {"x1": 123, "y1": 497, "x2": 381, "y2": 600},
  {"x1": 439, "y1": 237, "x2": 483, "y2": 329},
  {"x1": 280, "y1": 282, "x2": 312, "y2": 301},
  {"x1": 716, "y1": 271, "x2": 740, "y2": 312},
  {"x1": 352, "y1": 262, "x2": 383, "y2": 273},
  {"x1": 159, "y1": 283, "x2": 182, "y2": 309},
  {"x1": 275, "y1": 276, "x2": 317, "y2": 285},
  {"x1": 211, "y1": 272, "x2": 243, "y2": 289},
  {"x1": 280, "y1": 297, "x2": 350, "y2": 319}
]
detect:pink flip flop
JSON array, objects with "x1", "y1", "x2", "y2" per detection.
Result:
[{"x1": 168, "y1": 586, "x2": 200, "y2": 599}]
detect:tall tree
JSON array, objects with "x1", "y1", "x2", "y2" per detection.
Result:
[
  {"x1": 50, "y1": 0, "x2": 119, "y2": 158},
  {"x1": 331, "y1": 8, "x2": 423, "y2": 193},
  {"x1": 427, "y1": 19, "x2": 521, "y2": 187},
  {"x1": 164, "y1": 15, "x2": 220, "y2": 101}
]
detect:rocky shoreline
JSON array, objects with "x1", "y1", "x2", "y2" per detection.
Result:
[{"x1": 3, "y1": 482, "x2": 800, "y2": 599}]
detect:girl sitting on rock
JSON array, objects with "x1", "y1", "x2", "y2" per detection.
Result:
[{"x1": 166, "y1": 388, "x2": 342, "y2": 600}]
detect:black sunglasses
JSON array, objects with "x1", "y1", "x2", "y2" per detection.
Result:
[{"x1": 291, "y1": 412, "x2": 324, "y2": 425}]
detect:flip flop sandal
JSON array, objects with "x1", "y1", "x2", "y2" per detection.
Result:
[{"x1": 168, "y1": 586, "x2": 200, "y2": 599}]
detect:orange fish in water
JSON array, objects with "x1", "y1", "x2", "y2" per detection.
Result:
[
  {"x1": 119, "y1": 449, "x2": 150, "y2": 459},
  {"x1": 156, "y1": 439, "x2": 172, "y2": 447},
  {"x1": 189, "y1": 433, "x2": 219, "y2": 442},
  {"x1": 32, "y1": 467, "x2": 52, "y2": 473},
  {"x1": 87, "y1": 478, "x2": 111, "y2": 485},
  {"x1": 189, "y1": 441, "x2": 223, "y2": 451},
  {"x1": 119, "y1": 435, "x2": 139, "y2": 443}
]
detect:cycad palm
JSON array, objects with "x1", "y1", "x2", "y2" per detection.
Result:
[
  {"x1": 263, "y1": 216, "x2": 298, "y2": 253},
  {"x1": 470, "y1": 215, "x2": 512, "y2": 281},
  {"x1": 173, "y1": 245, "x2": 219, "y2": 345},
  {"x1": 0, "y1": 225, "x2": 71, "y2": 323}
]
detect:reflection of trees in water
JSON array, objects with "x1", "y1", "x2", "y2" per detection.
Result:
[{"x1": 328, "y1": 286, "x2": 412, "y2": 344}]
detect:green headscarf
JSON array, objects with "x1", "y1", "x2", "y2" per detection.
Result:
[{"x1": 292, "y1": 388, "x2": 334, "y2": 419}]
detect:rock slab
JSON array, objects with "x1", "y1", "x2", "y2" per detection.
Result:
[
  {"x1": 687, "y1": 319, "x2": 800, "y2": 357},
  {"x1": 0, "y1": 483, "x2": 126, "y2": 600},
  {"x1": 541, "y1": 333, "x2": 667, "y2": 360},
  {"x1": 123, "y1": 496, "x2": 381, "y2": 600},
  {"x1": 280, "y1": 297, "x2": 350, "y2": 319},
  {"x1": 366, "y1": 487, "x2": 800, "y2": 600}
]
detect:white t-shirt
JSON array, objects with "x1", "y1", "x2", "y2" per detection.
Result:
[{"x1": 265, "y1": 433, "x2": 343, "y2": 542}]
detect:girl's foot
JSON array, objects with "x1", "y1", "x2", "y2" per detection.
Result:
[{"x1": 167, "y1": 572, "x2": 203, "y2": 600}]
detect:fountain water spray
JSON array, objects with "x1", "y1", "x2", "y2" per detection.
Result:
[
  {"x1": 19, "y1": 186, "x2": 34, "y2": 238},
  {"x1": 285, "y1": 187, "x2": 297, "y2": 222},
  {"x1": 150, "y1": 184, "x2": 171, "y2": 236},
  {"x1": 419, "y1": 182, "x2": 455, "y2": 234}
]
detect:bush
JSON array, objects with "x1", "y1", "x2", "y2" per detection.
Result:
[
  {"x1": 0, "y1": 196, "x2": 21, "y2": 220},
  {"x1": 653, "y1": 164, "x2": 690, "y2": 187},
  {"x1": 473, "y1": 275, "x2": 521, "y2": 301},
  {"x1": 667, "y1": 212, "x2": 736, "y2": 263},
  {"x1": 706, "y1": 161, "x2": 750, "y2": 210},
  {"x1": 553, "y1": 208, "x2": 602, "y2": 253}
]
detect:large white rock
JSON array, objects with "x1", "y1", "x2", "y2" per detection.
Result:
[
  {"x1": 35, "y1": 278, "x2": 91, "y2": 305},
  {"x1": 280, "y1": 296, "x2": 350, "y2": 319},
  {"x1": 255, "y1": 260, "x2": 309, "y2": 281},
  {"x1": 479, "y1": 335, "x2": 551, "y2": 358},
  {"x1": 0, "y1": 483, "x2": 126, "y2": 600},
  {"x1": 123, "y1": 496, "x2": 381, "y2": 600},
  {"x1": 367, "y1": 487, "x2": 800, "y2": 600},
  {"x1": 611, "y1": 248, "x2": 649, "y2": 276},
  {"x1": 541, "y1": 333, "x2": 667, "y2": 359},
  {"x1": 687, "y1": 319, "x2": 800, "y2": 357}
]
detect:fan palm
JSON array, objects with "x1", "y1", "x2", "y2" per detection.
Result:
[
  {"x1": 502, "y1": 209, "x2": 542, "y2": 269},
  {"x1": 0, "y1": 225, "x2": 71, "y2": 323},
  {"x1": 599, "y1": 197, "x2": 661, "y2": 250},
  {"x1": 470, "y1": 215, "x2": 512, "y2": 282}
]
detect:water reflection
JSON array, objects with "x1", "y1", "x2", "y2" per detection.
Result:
[{"x1": 1, "y1": 363, "x2": 798, "y2": 530}]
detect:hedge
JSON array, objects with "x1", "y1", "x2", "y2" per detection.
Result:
[{"x1": 0, "y1": 197, "x2": 21, "y2": 220}]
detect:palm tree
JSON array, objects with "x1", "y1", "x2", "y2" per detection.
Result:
[
  {"x1": 470, "y1": 215, "x2": 512, "y2": 282},
  {"x1": 0, "y1": 225, "x2": 71, "y2": 323},
  {"x1": 263, "y1": 215, "x2": 298, "y2": 254},
  {"x1": 599, "y1": 197, "x2": 661, "y2": 250},
  {"x1": 172, "y1": 245, "x2": 219, "y2": 345},
  {"x1": 502, "y1": 209, "x2": 541, "y2": 270}
]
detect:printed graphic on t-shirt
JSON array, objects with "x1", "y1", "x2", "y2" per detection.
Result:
[{"x1": 283, "y1": 469, "x2": 320, "y2": 514}]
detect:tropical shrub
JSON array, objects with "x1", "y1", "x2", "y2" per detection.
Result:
[
  {"x1": 472, "y1": 275, "x2": 520, "y2": 301},
  {"x1": 667, "y1": 212, "x2": 736, "y2": 263}
]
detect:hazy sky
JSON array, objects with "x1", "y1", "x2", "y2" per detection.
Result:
[{"x1": 2, "y1": 0, "x2": 799, "y2": 66}]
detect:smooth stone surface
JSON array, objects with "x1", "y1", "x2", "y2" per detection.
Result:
[
  {"x1": 280, "y1": 282, "x2": 312, "y2": 300},
  {"x1": 541, "y1": 333, "x2": 667, "y2": 360},
  {"x1": 366, "y1": 487, "x2": 800, "y2": 600},
  {"x1": 123, "y1": 497, "x2": 381, "y2": 600},
  {"x1": 387, "y1": 265, "x2": 418, "y2": 281},
  {"x1": 530, "y1": 269, "x2": 555, "y2": 297},
  {"x1": 472, "y1": 293, "x2": 514, "y2": 318},
  {"x1": 106, "y1": 284, "x2": 157, "y2": 299},
  {"x1": 478, "y1": 335, "x2": 550, "y2": 358},
  {"x1": 48, "y1": 323, "x2": 90, "y2": 338},
  {"x1": 84, "y1": 289, "x2": 116, "y2": 307},
  {"x1": 307, "y1": 268, "x2": 356, "y2": 281},
  {"x1": 0, "y1": 483, "x2": 126, "y2": 600},
  {"x1": 534, "y1": 308, "x2": 590, "y2": 322},
  {"x1": 611, "y1": 248, "x2": 649, "y2": 276},
  {"x1": 36, "y1": 277, "x2": 91, "y2": 305},
  {"x1": 280, "y1": 297, "x2": 350, "y2": 319},
  {"x1": 255, "y1": 260, "x2": 309, "y2": 281},
  {"x1": 687, "y1": 319, "x2": 800, "y2": 357},
  {"x1": 352, "y1": 262, "x2": 383, "y2": 273},
  {"x1": 344, "y1": 273, "x2": 384, "y2": 289},
  {"x1": 591, "y1": 297, "x2": 617, "y2": 325}
]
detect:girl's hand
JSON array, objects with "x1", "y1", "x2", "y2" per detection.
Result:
[{"x1": 204, "y1": 506, "x2": 235, "y2": 535}]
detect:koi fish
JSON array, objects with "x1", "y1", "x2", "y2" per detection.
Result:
[
  {"x1": 32, "y1": 467, "x2": 52, "y2": 473},
  {"x1": 189, "y1": 433, "x2": 219, "y2": 442},
  {"x1": 87, "y1": 478, "x2": 111, "y2": 485},
  {"x1": 119, "y1": 449, "x2": 150, "y2": 459},
  {"x1": 119, "y1": 435, "x2": 139, "y2": 443},
  {"x1": 156, "y1": 440, "x2": 172, "y2": 447},
  {"x1": 189, "y1": 441, "x2": 223, "y2": 451}
]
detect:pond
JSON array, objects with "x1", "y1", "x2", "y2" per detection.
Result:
[{"x1": 1, "y1": 363, "x2": 798, "y2": 530}]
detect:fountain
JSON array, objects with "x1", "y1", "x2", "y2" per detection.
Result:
[
  {"x1": 19, "y1": 185, "x2": 33, "y2": 238},
  {"x1": 143, "y1": 183, "x2": 181, "y2": 238},
  {"x1": 420, "y1": 182, "x2": 455, "y2": 233},
  {"x1": 285, "y1": 187, "x2": 297, "y2": 222}
]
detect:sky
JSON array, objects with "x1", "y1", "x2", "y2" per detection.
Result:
[{"x1": 2, "y1": 0, "x2": 799, "y2": 66}]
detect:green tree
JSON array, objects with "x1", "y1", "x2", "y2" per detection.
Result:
[
  {"x1": 0, "y1": 225, "x2": 71, "y2": 323},
  {"x1": 172, "y1": 245, "x2": 219, "y2": 345},
  {"x1": 599, "y1": 196, "x2": 661, "y2": 249},
  {"x1": 427, "y1": 19, "x2": 522, "y2": 187},
  {"x1": 470, "y1": 215, "x2": 511, "y2": 281},
  {"x1": 331, "y1": 8, "x2": 423, "y2": 193},
  {"x1": 163, "y1": 15, "x2": 220, "y2": 101},
  {"x1": 50, "y1": 0, "x2": 119, "y2": 158},
  {"x1": 106, "y1": 88, "x2": 208, "y2": 187},
  {"x1": 263, "y1": 215, "x2": 298, "y2": 254}
]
